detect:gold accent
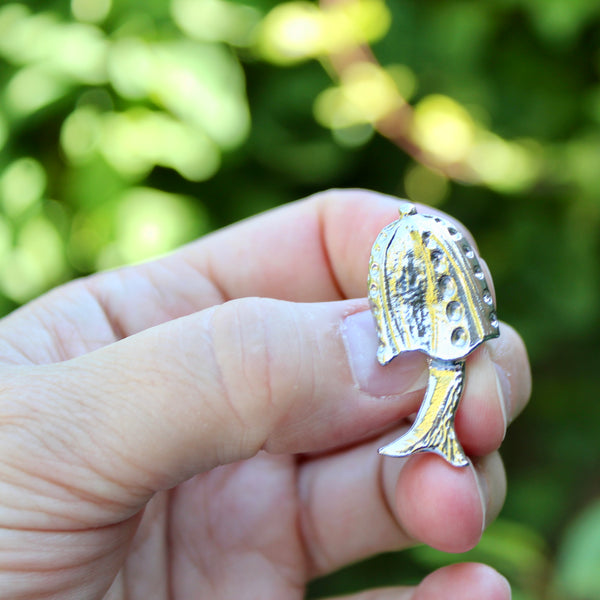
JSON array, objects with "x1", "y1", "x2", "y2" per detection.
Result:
[{"x1": 378, "y1": 359, "x2": 468, "y2": 467}]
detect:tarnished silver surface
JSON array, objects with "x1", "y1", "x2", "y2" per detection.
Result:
[{"x1": 369, "y1": 203, "x2": 499, "y2": 467}]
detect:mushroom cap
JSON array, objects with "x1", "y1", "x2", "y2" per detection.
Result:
[{"x1": 368, "y1": 205, "x2": 499, "y2": 364}]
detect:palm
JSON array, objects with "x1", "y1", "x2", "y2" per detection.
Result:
[{"x1": 135, "y1": 455, "x2": 303, "y2": 599}]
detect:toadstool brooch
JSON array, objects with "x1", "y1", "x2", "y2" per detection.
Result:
[{"x1": 368, "y1": 203, "x2": 500, "y2": 467}]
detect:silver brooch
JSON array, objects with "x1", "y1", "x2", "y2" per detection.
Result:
[{"x1": 368, "y1": 203, "x2": 499, "y2": 467}]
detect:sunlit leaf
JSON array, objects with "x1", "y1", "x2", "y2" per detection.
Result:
[
  {"x1": 257, "y1": 0, "x2": 391, "y2": 64},
  {"x1": 0, "y1": 5, "x2": 107, "y2": 85},
  {"x1": 106, "y1": 36, "x2": 154, "y2": 100},
  {"x1": 412, "y1": 94, "x2": 476, "y2": 164},
  {"x1": 1, "y1": 157, "x2": 46, "y2": 217},
  {"x1": 257, "y1": 2, "x2": 328, "y2": 64},
  {"x1": 467, "y1": 134, "x2": 541, "y2": 193},
  {"x1": 0, "y1": 215, "x2": 66, "y2": 303},
  {"x1": 314, "y1": 62, "x2": 404, "y2": 128},
  {"x1": 0, "y1": 4, "x2": 55, "y2": 64},
  {"x1": 99, "y1": 187, "x2": 208, "y2": 267},
  {"x1": 107, "y1": 39, "x2": 250, "y2": 149},
  {"x1": 44, "y1": 22, "x2": 108, "y2": 85},
  {"x1": 71, "y1": 0, "x2": 112, "y2": 24},
  {"x1": 99, "y1": 108, "x2": 221, "y2": 181},
  {"x1": 171, "y1": 0, "x2": 262, "y2": 46},
  {"x1": 5, "y1": 65, "x2": 68, "y2": 117},
  {"x1": 60, "y1": 106, "x2": 103, "y2": 164}
]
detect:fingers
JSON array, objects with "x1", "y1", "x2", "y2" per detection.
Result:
[
  {"x1": 322, "y1": 564, "x2": 510, "y2": 600},
  {"x1": 298, "y1": 429, "x2": 506, "y2": 577}
]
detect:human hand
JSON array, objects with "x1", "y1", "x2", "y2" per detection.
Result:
[{"x1": 0, "y1": 190, "x2": 530, "y2": 600}]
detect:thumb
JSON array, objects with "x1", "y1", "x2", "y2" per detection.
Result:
[{"x1": 3, "y1": 298, "x2": 426, "y2": 521}]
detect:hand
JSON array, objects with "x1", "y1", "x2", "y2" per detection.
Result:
[{"x1": 0, "y1": 190, "x2": 530, "y2": 600}]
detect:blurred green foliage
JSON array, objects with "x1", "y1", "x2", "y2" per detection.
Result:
[{"x1": 1, "y1": 0, "x2": 600, "y2": 598}]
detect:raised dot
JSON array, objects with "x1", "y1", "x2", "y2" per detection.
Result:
[
  {"x1": 439, "y1": 275, "x2": 456, "y2": 300},
  {"x1": 462, "y1": 242, "x2": 475, "y2": 259},
  {"x1": 446, "y1": 301, "x2": 463, "y2": 321},
  {"x1": 473, "y1": 264, "x2": 484, "y2": 279},
  {"x1": 369, "y1": 283, "x2": 378, "y2": 298},
  {"x1": 370, "y1": 262, "x2": 379, "y2": 273},
  {"x1": 489, "y1": 311, "x2": 499, "y2": 328},
  {"x1": 483, "y1": 291, "x2": 493, "y2": 305},
  {"x1": 430, "y1": 249, "x2": 446, "y2": 273},
  {"x1": 451, "y1": 327, "x2": 468, "y2": 347},
  {"x1": 447, "y1": 226, "x2": 462, "y2": 240}
]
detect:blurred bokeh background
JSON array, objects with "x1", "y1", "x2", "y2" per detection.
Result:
[{"x1": 1, "y1": 0, "x2": 599, "y2": 598}]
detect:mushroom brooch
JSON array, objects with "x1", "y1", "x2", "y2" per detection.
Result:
[{"x1": 368, "y1": 203, "x2": 499, "y2": 467}]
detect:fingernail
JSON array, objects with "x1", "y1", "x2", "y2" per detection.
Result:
[
  {"x1": 469, "y1": 459, "x2": 489, "y2": 534},
  {"x1": 342, "y1": 310, "x2": 427, "y2": 397},
  {"x1": 494, "y1": 363, "x2": 512, "y2": 429}
]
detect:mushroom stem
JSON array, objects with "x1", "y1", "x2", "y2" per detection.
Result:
[{"x1": 378, "y1": 358, "x2": 469, "y2": 467}]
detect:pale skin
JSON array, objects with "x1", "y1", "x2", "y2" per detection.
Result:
[{"x1": 0, "y1": 190, "x2": 531, "y2": 599}]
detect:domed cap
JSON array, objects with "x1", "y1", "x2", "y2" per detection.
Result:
[{"x1": 368, "y1": 204, "x2": 499, "y2": 364}]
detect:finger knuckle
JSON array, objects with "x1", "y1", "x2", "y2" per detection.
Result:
[{"x1": 209, "y1": 298, "x2": 303, "y2": 445}]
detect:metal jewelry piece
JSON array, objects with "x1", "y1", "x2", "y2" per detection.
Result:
[{"x1": 368, "y1": 203, "x2": 500, "y2": 467}]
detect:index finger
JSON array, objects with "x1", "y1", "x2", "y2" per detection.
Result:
[
  {"x1": 190, "y1": 189, "x2": 482, "y2": 302},
  {"x1": 90, "y1": 189, "x2": 488, "y2": 338},
  {"x1": 195, "y1": 189, "x2": 408, "y2": 302}
]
